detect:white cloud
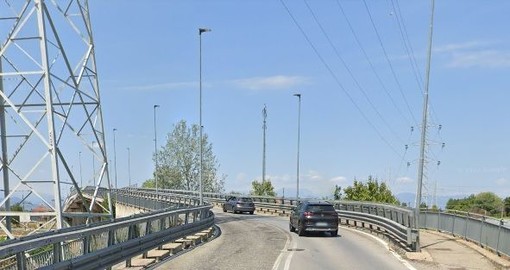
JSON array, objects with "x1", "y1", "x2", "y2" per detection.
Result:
[
  {"x1": 447, "y1": 50, "x2": 510, "y2": 68},
  {"x1": 118, "y1": 81, "x2": 198, "y2": 91},
  {"x1": 433, "y1": 41, "x2": 489, "y2": 53},
  {"x1": 433, "y1": 41, "x2": 510, "y2": 68},
  {"x1": 396, "y1": 177, "x2": 414, "y2": 184},
  {"x1": 236, "y1": 172, "x2": 247, "y2": 182},
  {"x1": 306, "y1": 170, "x2": 323, "y2": 181},
  {"x1": 495, "y1": 178, "x2": 508, "y2": 186},
  {"x1": 230, "y1": 75, "x2": 309, "y2": 90},
  {"x1": 329, "y1": 176, "x2": 347, "y2": 184}
]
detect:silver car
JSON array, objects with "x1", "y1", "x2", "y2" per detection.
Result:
[{"x1": 222, "y1": 196, "x2": 255, "y2": 214}]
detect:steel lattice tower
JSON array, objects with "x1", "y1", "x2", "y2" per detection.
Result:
[{"x1": 0, "y1": 0, "x2": 112, "y2": 238}]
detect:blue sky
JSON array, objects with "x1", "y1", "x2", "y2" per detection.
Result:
[{"x1": 90, "y1": 1, "x2": 510, "y2": 201}]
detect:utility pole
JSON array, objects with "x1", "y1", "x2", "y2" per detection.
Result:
[
  {"x1": 262, "y1": 104, "x2": 267, "y2": 183},
  {"x1": 294, "y1": 93, "x2": 301, "y2": 200},
  {"x1": 415, "y1": 0, "x2": 436, "y2": 252}
]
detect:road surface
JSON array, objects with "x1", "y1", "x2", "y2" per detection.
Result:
[{"x1": 158, "y1": 209, "x2": 413, "y2": 270}]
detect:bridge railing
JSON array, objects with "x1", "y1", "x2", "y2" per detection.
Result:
[
  {"x1": 115, "y1": 188, "x2": 201, "y2": 210},
  {"x1": 0, "y1": 204, "x2": 214, "y2": 270},
  {"x1": 420, "y1": 209, "x2": 510, "y2": 257}
]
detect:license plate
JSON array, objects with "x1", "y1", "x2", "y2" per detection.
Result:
[{"x1": 316, "y1": 222, "x2": 327, "y2": 226}]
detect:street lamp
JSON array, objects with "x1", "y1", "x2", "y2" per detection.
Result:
[
  {"x1": 113, "y1": 128, "x2": 118, "y2": 190},
  {"x1": 199, "y1": 27, "x2": 211, "y2": 205},
  {"x1": 153, "y1": 105, "x2": 160, "y2": 194},
  {"x1": 294, "y1": 93, "x2": 301, "y2": 200},
  {"x1": 127, "y1": 147, "x2": 131, "y2": 187}
]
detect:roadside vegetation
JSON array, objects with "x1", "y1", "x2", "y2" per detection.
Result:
[
  {"x1": 142, "y1": 120, "x2": 225, "y2": 193},
  {"x1": 332, "y1": 176, "x2": 400, "y2": 205},
  {"x1": 250, "y1": 179, "x2": 276, "y2": 196},
  {"x1": 446, "y1": 192, "x2": 510, "y2": 218}
]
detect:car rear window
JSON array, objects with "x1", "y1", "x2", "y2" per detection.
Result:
[
  {"x1": 306, "y1": 204, "x2": 335, "y2": 212},
  {"x1": 238, "y1": 197, "x2": 253, "y2": 203}
]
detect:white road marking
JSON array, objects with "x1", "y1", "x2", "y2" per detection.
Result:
[
  {"x1": 283, "y1": 239, "x2": 297, "y2": 270},
  {"x1": 343, "y1": 227, "x2": 417, "y2": 270},
  {"x1": 271, "y1": 230, "x2": 291, "y2": 270}
]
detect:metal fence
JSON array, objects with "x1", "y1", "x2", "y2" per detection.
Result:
[
  {"x1": 0, "y1": 203, "x2": 213, "y2": 270},
  {"x1": 420, "y1": 210, "x2": 510, "y2": 257}
]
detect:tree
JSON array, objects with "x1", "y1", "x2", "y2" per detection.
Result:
[
  {"x1": 251, "y1": 179, "x2": 276, "y2": 196},
  {"x1": 333, "y1": 185, "x2": 342, "y2": 200},
  {"x1": 504, "y1": 196, "x2": 510, "y2": 217},
  {"x1": 446, "y1": 192, "x2": 504, "y2": 216},
  {"x1": 473, "y1": 192, "x2": 503, "y2": 216},
  {"x1": 446, "y1": 194, "x2": 476, "y2": 212},
  {"x1": 343, "y1": 176, "x2": 399, "y2": 205},
  {"x1": 143, "y1": 120, "x2": 225, "y2": 193}
]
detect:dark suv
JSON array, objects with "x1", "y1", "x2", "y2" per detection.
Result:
[
  {"x1": 289, "y1": 201, "x2": 338, "y2": 236},
  {"x1": 222, "y1": 196, "x2": 255, "y2": 214}
]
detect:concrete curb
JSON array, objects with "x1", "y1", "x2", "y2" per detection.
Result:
[{"x1": 111, "y1": 226, "x2": 217, "y2": 269}]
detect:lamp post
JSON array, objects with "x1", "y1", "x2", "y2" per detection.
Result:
[
  {"x1": 199, "y1": 27, "x2": 211, "y2": 205},
  {"x1": 153, "y1": 105, "x2": 159, "y2": 194},
  {"x1": 127, "y1": 147, "x2": 131, "y2": 187},
  {"x1": 294, "y1": 93, "x2": 301, "y2": 200},
  {"x1": 113, "y1": 128, "x2": 118, "y2": 190}
]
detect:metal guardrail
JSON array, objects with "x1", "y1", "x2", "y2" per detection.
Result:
[
  {"x1": 0, "y1": 197, "x2": 213, "y2": 270},
  {"x1": 115, "y1": 189, "x2": 201, "y2": 211},
  {"x1": 420, "y1": 210, "x2": 510, "y2": 257},
  {"x1": 334, "y1": 201, "x2": 418, "y2": 249},
  {"x1": 136, "y1": 188, "x2": 419, "y2": 250}
]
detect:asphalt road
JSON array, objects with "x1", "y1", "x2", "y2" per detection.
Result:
[{"x1": 157, "y1": 209, "x2": 414, "y2": 270}]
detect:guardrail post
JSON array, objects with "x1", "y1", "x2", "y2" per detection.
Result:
[
  {"x1": 53, "y1": 242, "x2": 62, "y2": 265},
  {"x1": 16, "y1": 252, "x2": 26, "y2": 270},
  {"x1": 496, "y1": 219, "x2": 503, "y2": 255},
  {"x1": 452, "y1": 212, "x2": 456, "y2": 236},
  {"x1": 126, "y1": 224, "x2": 135, "y2": 267},
  {"x1": 479, "y1": 216, "x2": 485, "y2": 246},
  {"x1": 410, "y1": 228, "x2": 420, "y2": 251},
  {"x1": 108, "y1": 229, "x2": 115, "y2": 247},
  {"x1": 83, "y1": 235, "x2": 90, "y2": 255},
  {"x1": 437, "y1": 210, "x2": 441, "y2": 231},
  {"x1": 463, "y1": 213, "x2": 469, "y2": 240},
  {"x1": 142, "y1": 220, "x2": 151, "y2": 258}
]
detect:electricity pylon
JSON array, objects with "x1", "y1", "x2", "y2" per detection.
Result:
[{"x1": 0, "y1": 0, "x2": 113, "y2": 238}]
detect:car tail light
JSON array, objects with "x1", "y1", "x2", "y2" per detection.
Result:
[{"x1": 304, "y1": 211, "x2": 314, "y2": 218}]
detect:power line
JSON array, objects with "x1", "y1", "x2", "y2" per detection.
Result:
[
  {"x1": 303, "y1": 0, "x2": 404, "y2": 144},
  {"x1": 279, "y1": 0, "x2": 402, "y2": 158},
  {"x1": 361, "y1": 0, "x2": 419, "y2": 126},
  {"x1": 390, "y1": 0, "x2": 442, "y2": 129},
  {"x1": 390, "y1": 0, "x2": 424, "y2": 91},
  {"x1": 334, "y1": 0, "x2": 412, "y2": 127}
]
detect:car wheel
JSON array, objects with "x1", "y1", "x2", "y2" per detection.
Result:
[
  {"x1": 331, "y1": 230, "x2": 338, "y2": 237},
  {"x1": 289, "y1": 222, "x2": 295, "y2": 232},
  {"x1": 233, "y1": 209, "x2": 237, "y2": 214},
  {"x1": 222, "y1": 206, "x2": 227, "y2": 213},
  {"x1": 249, "y1": 211, "x2": 254, "y2": 215},
  {"x1": 297, "y1": 222, "x2": 305, "y2": 236}
]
